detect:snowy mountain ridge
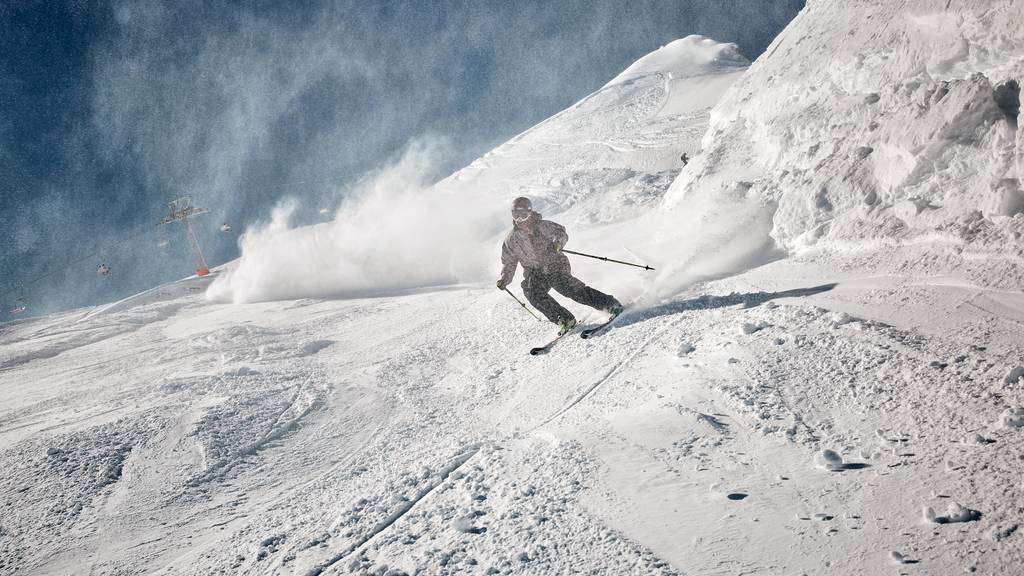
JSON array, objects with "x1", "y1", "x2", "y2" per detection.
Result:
[{"x1": 602, "y1": 35, "x2": 748, "y2": 88}]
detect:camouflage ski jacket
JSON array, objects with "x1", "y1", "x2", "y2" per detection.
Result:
[{"x1": 499, "y1": 211, "x2": 569, "y2": 283}]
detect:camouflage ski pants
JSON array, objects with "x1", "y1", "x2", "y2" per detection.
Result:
[{"x1": 521, "y1": 262, "x2": 618, "y2": 325}]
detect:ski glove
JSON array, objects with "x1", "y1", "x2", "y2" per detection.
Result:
[
  {"x1": 552, "y1": 241, "x2": 563, "y2": 252},
  {"x1": 496, "y1": 278, "x2": 509, "y2": 290}
]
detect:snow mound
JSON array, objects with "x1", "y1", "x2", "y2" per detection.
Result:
[
  {"x1": 1004, "y1": 366, "x2": 1024, "y2": 385},
  {"x1": 923, "y1": 502, "x2": 982, "y2": 524},
  {"x1": 817, "y1": 449, "x2": 845, "y2": 471},
  {"x1": 889, "y1": 551, "x2": 915, "y2": 565},
  {"x1": 666, "y1": 1, "x2": 1024, "y2": 284},
  {"x1": 1000, "y1": 407, "x2": 1024, "y2": 429},
  {"x1": 738, "y1": 321, "x2": 767, "y2": 335},
  {"x1": 604, "y1": 35, "x2": 748, "y2": 88}
]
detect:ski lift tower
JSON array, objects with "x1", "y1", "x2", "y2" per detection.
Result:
[{"x1": 159, "y1": 197, "x2": 211, "y2": 277}]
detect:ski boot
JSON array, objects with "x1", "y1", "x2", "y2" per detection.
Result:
[{"x1": 557, "y1": 317, "x2": 578, "y2": 336}]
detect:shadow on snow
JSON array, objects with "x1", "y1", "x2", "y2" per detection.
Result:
[{"x1": 617, "y1": 283, "x2": 838, "y2": 328}]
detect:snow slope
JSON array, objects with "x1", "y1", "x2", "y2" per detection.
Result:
[
  {"x1": 207, "y1": 35, "x2": 750, "y2": 306},
  {"x1": 4, "y1": 11, "x2": 1024, "y2": 576},
  {"x1": 4, "y1": 263, "x2": 1024, "y2": 575}
]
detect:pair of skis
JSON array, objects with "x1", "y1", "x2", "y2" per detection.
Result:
[{"x1": 529, "y1": 311, "x2": 622, "y2": 355}]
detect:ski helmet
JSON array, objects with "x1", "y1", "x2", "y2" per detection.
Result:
[{"x1": 512, "y1": 197, "x2": 532, "y2": 222}]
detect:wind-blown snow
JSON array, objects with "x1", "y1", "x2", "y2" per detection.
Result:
[
  {"x1": 208, "y1": 35, "x2": 750, "y2": 305},
  {"x1": 206, "y1": 142, "x2": 501, "y2": 304}
]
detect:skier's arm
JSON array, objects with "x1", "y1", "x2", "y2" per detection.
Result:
[
  {"x1": 498, "y1": 240, "x2": 518, "y2": 288},
  {"x1": 540, "y1": 221, "x2": 569, "y2": 251}
]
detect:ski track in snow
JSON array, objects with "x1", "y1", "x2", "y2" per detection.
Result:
[
  {"x1": 530, "y1": 314, "x2": 685, "y2": 431},
  {"x1": 306, "y1": 445, "x2": 481, "y2": 576}
]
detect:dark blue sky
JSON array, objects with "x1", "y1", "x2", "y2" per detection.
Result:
[{"x1": 0, "y1": 0, "x2": 803, "y2": 320}]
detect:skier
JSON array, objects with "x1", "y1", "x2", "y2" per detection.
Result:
[{"x1": 496, "y1": 197, "x2": 622, "y2": 334}]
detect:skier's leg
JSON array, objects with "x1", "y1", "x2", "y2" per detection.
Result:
[
  {"x1": 550, "y1": 271, "x2": 620, "y2": 312},
  {"x1": 522, "y1": 269, "x2": 575, "y2": 325}
]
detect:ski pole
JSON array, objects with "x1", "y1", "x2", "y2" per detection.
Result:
[
  {"x1": 561, "y1": 248, "x2": 655, "y2": 271},
  {"x1": 503, "y1": 287, "x2": 541, "y2": 321}
]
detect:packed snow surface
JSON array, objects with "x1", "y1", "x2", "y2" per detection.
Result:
[
  {"x1": 5, "y1": 262, "x2": 1024, "y2": 575},
  {"x1": 5, "y1": 5, "x2": 1024, "y2": 575}
]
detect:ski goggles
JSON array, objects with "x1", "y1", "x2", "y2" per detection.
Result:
[{"x1": 512, "y1": 207, "x2": 531, "y2": 222}]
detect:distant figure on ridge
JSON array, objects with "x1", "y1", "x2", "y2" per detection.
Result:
[
  {"x1": 680, "y1": 152, "x2": 689, "y2": 165},
  {"x1": 496, "y1": 197, "x2": 622, "y2": 335}
]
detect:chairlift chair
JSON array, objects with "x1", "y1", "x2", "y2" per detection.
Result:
[{"x1": 10, "y1": 298, "x2": 27, "y2": 315}]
